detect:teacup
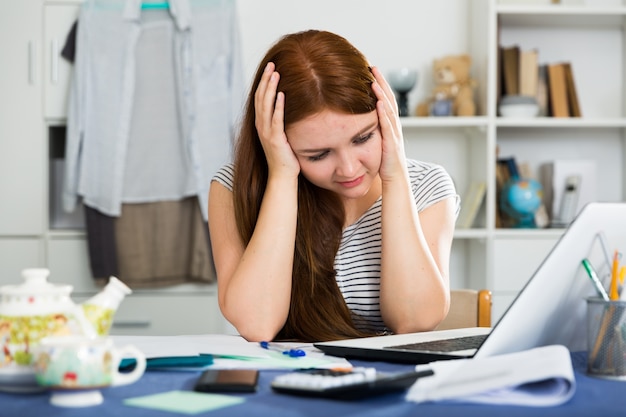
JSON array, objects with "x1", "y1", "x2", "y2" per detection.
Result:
[{"x1": 33, "y1": 336, "x2": 146, "y2": 407}]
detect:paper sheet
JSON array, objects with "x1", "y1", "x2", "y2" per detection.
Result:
[
  {"x1": 111, "y1": 335, "x2": 351, "y2": 370},
  {"x1": 406, "y1": 344, "x2": 576, "y2": 407}
]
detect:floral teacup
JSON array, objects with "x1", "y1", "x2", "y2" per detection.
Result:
[{"x1": 33, "y1": 336, "x2": 146, "y2": 407}]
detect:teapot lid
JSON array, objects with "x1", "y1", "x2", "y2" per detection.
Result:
[{"x1": 1, "y1": 268, "x2": 72, "y2": 296}]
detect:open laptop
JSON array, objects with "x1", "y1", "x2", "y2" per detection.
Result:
[{"x1": 315, "y1": 202, "x2": 626, "y2": 364}]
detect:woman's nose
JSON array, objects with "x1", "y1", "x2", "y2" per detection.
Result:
[{"x1": 335, "y1": 151, "x2": 358, "y2": 178}]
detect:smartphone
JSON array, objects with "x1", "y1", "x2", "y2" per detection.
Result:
[{"x1": 194, "y1": 369, "x2": 259, "y2": 393}]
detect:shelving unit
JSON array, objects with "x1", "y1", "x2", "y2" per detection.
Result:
[
  {"x1": 1, "y1": 0, "x2": 624, "y2": 329},
  {"x1": 399, "y1": 0, "x2": 626, "y2": 320}
]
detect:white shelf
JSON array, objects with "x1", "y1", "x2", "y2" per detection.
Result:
[
  {"x1": 454, "y1": 229, "x2": 489, "y2": 239},
  {"x1": 400, "y1": 116, "x2": 489, "y2": 129},
  {"x1": 497, "y1": 5, "x2": 626, "y2": 27},
  {"x1": 496, "y1": 117, "x2": 626, "y2": 128},
  {"x1": 493, "y1": 228, "x2": 565, "y2": 239}
]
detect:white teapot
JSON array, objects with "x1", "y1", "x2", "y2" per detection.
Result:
[{"x1": 0, "y1": 268, "x2": 131, "y2": 368}]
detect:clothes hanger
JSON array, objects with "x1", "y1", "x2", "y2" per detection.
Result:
[{"x1": 141, "y1": 1, "x2": 169, "y2": 10}]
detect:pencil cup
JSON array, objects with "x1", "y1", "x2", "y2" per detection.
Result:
[{"x1": 586, "y1": 297, "x2": 626, "y2": 379}]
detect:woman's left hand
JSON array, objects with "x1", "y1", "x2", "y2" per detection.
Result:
[{"x1": 371, "y1": 66, "x2": 408, "y2": 183}]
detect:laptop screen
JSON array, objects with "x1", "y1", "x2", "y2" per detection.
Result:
[{"x1": 475, "y1": 202, "x2": 626, "y2": 358}]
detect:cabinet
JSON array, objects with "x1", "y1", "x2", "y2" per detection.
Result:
[
  {"x1": 0, "y1": 2, "x2": 45, "y2": 237},
  {"x1": 0, "y1": 0, "x2": 228, "y2": 336}
]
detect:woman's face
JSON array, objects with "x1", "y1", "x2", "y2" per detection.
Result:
[{"x1": 286, "y1": 109, "x2": 382, "y2": 200}]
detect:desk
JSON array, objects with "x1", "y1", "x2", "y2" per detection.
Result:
[{"x1": 1, "y1": 352, "x2": 624, "y2": 416}]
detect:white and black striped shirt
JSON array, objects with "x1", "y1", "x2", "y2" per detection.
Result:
[{"x1": 211, "y1": 159, "x2": 459, "y2": 334}]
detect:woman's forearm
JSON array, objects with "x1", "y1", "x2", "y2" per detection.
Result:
[
  {"x1": 218, "y1": 175, "x2": 299, "y2": 341},
  {"x1": 379, "y1": 175, "x2": 452, "y2": 333}
]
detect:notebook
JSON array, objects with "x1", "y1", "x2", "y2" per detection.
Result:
[{"x1": 315, "y1": 202, "x2": 626, "y2": 364}]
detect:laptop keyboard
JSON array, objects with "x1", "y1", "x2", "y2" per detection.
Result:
[{"x1": 387, "y1": 334, "x2": 488, "y2": 353}]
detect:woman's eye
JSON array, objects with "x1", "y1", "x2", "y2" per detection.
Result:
[
  {"x1": 354, "y1": 132, "x2": 374, "y2": 144},
  {"x1": 308, "y1": 151, "x2": 329, "y2": 162}
]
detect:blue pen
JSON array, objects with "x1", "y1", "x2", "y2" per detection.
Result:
[{"x1": 259, "y1": 341, "x2": 306, "y2": 358}]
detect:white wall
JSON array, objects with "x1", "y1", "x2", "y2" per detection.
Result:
[{"x1": 235, "y1": 0, "x2": 472, "y2": 114}]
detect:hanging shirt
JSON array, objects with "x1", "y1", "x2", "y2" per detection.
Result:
[{"x1": 63, "y1": 0, "x2": 244, "y2": 219}]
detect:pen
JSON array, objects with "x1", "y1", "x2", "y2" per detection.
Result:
[
  {"x1": 259, "y1": 341, "x2": 306, "y2": 358},
  {"x1": 582, "y1": 258, "x2": 610, "y2": 301}
]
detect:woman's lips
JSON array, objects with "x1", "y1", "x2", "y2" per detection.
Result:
[{"x1": 338, "y1": 175, "x2": 364, "y2": 188}]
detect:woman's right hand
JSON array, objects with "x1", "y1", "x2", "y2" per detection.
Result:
[{"x1": 254, "y1": 62, "x2": 301, "y2": 178}]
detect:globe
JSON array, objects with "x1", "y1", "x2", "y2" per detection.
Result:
[{"x1": 500, "y1": 178, "x2": 543, "y2": 228}]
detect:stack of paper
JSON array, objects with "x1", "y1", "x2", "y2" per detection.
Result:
[{"x1": 406, "y1": 344, "x2": 575, "y2": 407}]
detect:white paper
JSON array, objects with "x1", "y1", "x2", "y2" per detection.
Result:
[
  {"x1": 111, "y1": 334, "x2": 351, "y2": 370},
  {"x1": 406, "y1": 344, "x2": 576, "y2": 407},
  {"x1": 111, "y1": 334, "x2": 269, "y2": 359}
]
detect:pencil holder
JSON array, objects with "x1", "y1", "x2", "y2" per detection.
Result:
[{"x1": 586, "y1": 297, "x2": 626, "y2": 379}]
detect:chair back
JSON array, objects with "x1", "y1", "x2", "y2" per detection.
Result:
[{"x1": 435, "y1": 289, "x2": 492, "y2": 330}]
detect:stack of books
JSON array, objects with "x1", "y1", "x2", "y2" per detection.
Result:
[{"x1": 499, "y1": 44, "x2": 581, "y2": 118}]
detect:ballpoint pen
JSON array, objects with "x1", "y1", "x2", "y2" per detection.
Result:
[
  {"x1": 259, "y1": 341, "x2": 306, "y2": 358},
  {"x1": 582, "y1": 258, "x2": 610, "y2": 301}
]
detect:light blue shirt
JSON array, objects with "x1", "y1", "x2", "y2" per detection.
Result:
[{"x1": 63, "y1": 0, "x2": 244, "y2": 219}]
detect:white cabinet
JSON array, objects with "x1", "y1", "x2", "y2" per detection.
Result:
[
  {"x1": 0, "y1": 239, "x2": 45, "y2": 281},
  {"x1": 0, "y1": 1, "x2": 45, "y2": 236},
  {"x1": 0, "y1": 0, "x2": 227, "y2": 336},
  {"x1": 44, "y1": 3, "x2": 80, "y2": 120}
]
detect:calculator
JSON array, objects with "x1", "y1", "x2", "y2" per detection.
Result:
[{"x1": 270, "y1": 367, "x2": 433, "y2": 399}]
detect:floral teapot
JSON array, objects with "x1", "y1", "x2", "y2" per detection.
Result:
[{"x1": 0, "y1": 268, "x2": 131, "y2": 368}]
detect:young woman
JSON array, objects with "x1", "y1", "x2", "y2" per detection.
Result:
[{"x1": 208, "y1": 30, "x2": 459, "y2": 343}]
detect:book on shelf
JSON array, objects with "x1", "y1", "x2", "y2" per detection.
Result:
[
  {"x1": 501, "y1": 45, "x2": 520, "y2": 96},
  {"x1": 495, "y1": 157, "x2": 521, "y2": 228},
  {"x1": 519, "y1": 48, "x2": 538, "y2": 98},
  {"x1": 457, "y1": 181, "x2": 487, "y2": 229},
  {"x1": 562, "y1": 62, "x2": 582, "y2": 117},
  {"x1": 547, "y1": 63, "x2": 570, "y2": 118},
  {"x1": 536, "y1": 64, "x2": 550, "y2": 116}
]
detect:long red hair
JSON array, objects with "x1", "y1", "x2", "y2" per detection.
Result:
[{"x1": 232, "y1": 30, "x2": 378, "y2": 342}]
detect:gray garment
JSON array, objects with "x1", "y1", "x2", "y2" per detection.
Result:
[
  {"x1": 63, "y1": 0, "x2": 244, "y2": 219},
  {"x1": 122, "y1": 12, "x2": 196, "y2": 201},
  {"x1": 86, "y1": 198, "x2": 215, "y2": 287}
]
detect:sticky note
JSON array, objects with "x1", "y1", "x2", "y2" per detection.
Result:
[{"x1": 124, "y1": 390, "x2": 245, "y2": 414}]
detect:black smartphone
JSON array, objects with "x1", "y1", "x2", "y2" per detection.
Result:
[{"x1": 194, "y1": 369, "x2": 259, "y2": 393}]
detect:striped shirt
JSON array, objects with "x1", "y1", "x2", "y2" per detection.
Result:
[{"x1": 211, "y1": 159, "x2": 459, "y2": 333}]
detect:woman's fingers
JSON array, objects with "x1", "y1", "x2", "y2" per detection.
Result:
[
  {"x1": 253, "y1": 63, "x2": 300, "y2": 177},
  {"x1": 255, "y1": 62, "x2": 279, "y2": 132},
  {"x1": 371, "y1": 66, "x2": 399, "y2": 114},
  {"x1": 371, "y1": 66, "x2": 407, "y2": 180}
]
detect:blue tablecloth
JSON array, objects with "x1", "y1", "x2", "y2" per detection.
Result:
[{"x1": 2, "y1": 351, "x2": 625, "y2": 416}]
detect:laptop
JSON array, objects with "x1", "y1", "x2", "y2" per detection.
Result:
[{"x1": 315, "y1": 202, "x2": 626, "y2": 364}]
